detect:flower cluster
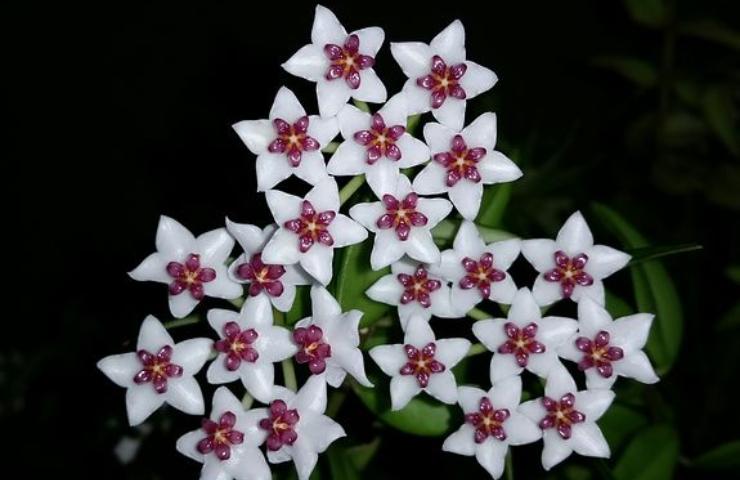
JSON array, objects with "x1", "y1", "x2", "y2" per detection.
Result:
[{"x1": 98, "y1": 5, "x2": 659, "y2": 479}]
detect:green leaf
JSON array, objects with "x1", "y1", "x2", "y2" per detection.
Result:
[
  {"x1": 592, "y1": 56, "x2": 658, "y2": 88},
  {"x1": 285, "y1": 285, "x2": 310, "y2": 325},
  {"x1": 716, "y1": 302, "x2": 740, "y2": 332},
  {"x1": 727, "y1": 265, "x2": 740, "y2": 284},
  {"x1": 679, "y1": 19, "x2": 740, "y2": 51},
  {"x1": 477, "y1": 183, "x2": 512, "y2": 228},
  {"x1": 691, "y1": 440, "x2": 740, "y2": 470},
  {"x1": 327, "y1": 445, "x2": 361, "y2": 480},
  {"x1": 613, "y1": 425, "x2": 679, "y2": 480},
  {"x1": 432, "y1": 219, "x2": 516, "y2": 248},
  {"x1": 605, "y1": 291, "x2": 635, "y2": 319},
  {"x1": 333, "y1": 241, "x2": 391, "y2": 327},
  {"x1": 626, "y1": 243, "x2": 702, "y2": 265},
  {"x1": 598, "y1": 403, "x2": 648, "y2": 450},
  {"x1": 346, "y1": 438, "x2": 381, "y2": 470},
  {"x1": 703, "y1": 85, "x2": 740, "y2": 156},
  {"x1": 623, "y1": 0, "x2": 667, "y2": 28}
]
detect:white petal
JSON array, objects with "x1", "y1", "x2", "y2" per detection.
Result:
[
  {"x1": 306, "y1": 177, "x2": 340, "y2": 211},
  {"x1": 207, "y1": 308, "x2": 238, "y2": 334},
  {"x1": 291, "y1": 439, "x2": 320, "y2": 480},
  {"x1": 435, "y1": 338, "x2": 470, "y2": 368},
  {"x1": 432, "y1": 249, "x2": 466, "y2": 281},
  {"x1": 575, "y1": 390, "x2": 615, "y2": 421},
  {"x1": 442, "y1": 424, "x2": 476, "y2": 456},
  {"x1": 544, "y1": 365, "x2": 577, "y2": 399},
  {"x1": 155, "y1": 215, "x2": 196, "y2": 258},
  {"x1": 404, "y1": 314, "x2": 437, "y2": 346},
  {"x1": 585, "y1": 245, "x2": 631, "y2": 279},
  {"x1": 457, "y1": 385, "x2": 488, "y2": 413},
  {"x1": 256, "y1": 326, "x2": 297, "y2": 363},
  {"x1": 517, "y1": 399, "x2": 546, "y2": 424},
  {"x1": 507, "y1": 288, "x2": 542, "y2": 324},
  {"x1": 202, "y1": 458, "x2": 233, "y2": 480},
  {"x1": 317, "y1": 78, "x2": 351, "y2": 117},
  {"x1": 255, "y1": 153, "x2": 293, "y2": 191},
  {"x1": 126, "y1": 385, "x2": 165, "y2": 426},
  {"x1": 577, "y1": 297, "x2": 613, "y2": 337},
  {"x1": 269, "y1": 284, "x2": 296, "y2": 312},
  {"x1": 521, "y1": 239, "x2": 558, "y2": 272},
  {"x1": 353, "y1": 69, "x2": 387, "y2": 103},
  {"x1": 609, "y1": 313, "x2": 654, "y2": 353},
  {"x1": 462, "y1": 112, "x2": 497, "y2": 149},
  {"x1": 241, "y1": 362, "x2": 275, "y2": 403},
  {"x1": 449, "y1": 181, "x2": 483, "y2": 220},
  {"x1": 423, "y1": 121, "x2": 457, "y2": 153},
  {"x1": 370, "y1": 230, "x2": 406, "y2": 269},
  {"x1": 229, "y1": 446, "x2": 271, "y2": 480},
  {"x1": 473, "y1": 319, "x2": 507, "y2": 352},
  {"x1": 225, "y1": 220, "x2": 267, "y2": 255},
  {"x1": 166, "y1": 376, "x2": 205, "y2": 415},
  {"x1": 211, "y1": 386, "x2": 244, "y2": 415},
  {"x1": 330, "y1": 214, "x2": 368, "y2": 248},
  {"x1": 396, "y1": 135, "x2": 431, "y2": 168},
  {"x1": 239, "y1": 408, "x2": 270, "y2": 447},
  {"x1": 308, "y1": 114, "x2": 339, "y2": 146},
  {"x1": 267, "y1": 448, "x2": 291, "y2": 464},
  {"x1": 282, "y1": 44, "x2": 327, "y2": 82},
  {"x1": 453, "y1": 220, "x2": 486, "y2": 257},
  {"x1": 325, "y1": 363, "x2": 347, "y2": 387},
  {"x1": 137, "y1": 315, "x2": 174, "y2": 352},
  {"x1": 310, "y1": 5, "x2": 346, "y2": 46},
  {"x1": 326, "y1": 141, "x2": 366, "y2": 176},
  {"x1": 270, "y1": 87, "x2": 306, "y2": 122},
  {"x1": 265, "y1": 190, "x2": 302, "y2": 225},
  {"x1": 430, "y1": 20, "x2": 466, "y2": 64},
  {"x1": 542, "y1": 429, "x2": 573, "y2": 470},
  {"x1": 489, "y1": 276, "x2": 518, "y2": 305},
  {"x1": 531, "y1": 275, "x2": 564, "y2": 307},
  {"x1": 300, "y1": 245, "x2": 334, "y2": 285},
  {"x1": 557, "y1": 335, "x2": 583, "y2": 363},
  {"x1": 366, "y1": 274, "x2": 402, "y2": 306},
  {"x1": 354, "y1": 26, "x2": 384, "y2": 56},
  {"x1": 475, "y1": 440, "x2": 508, "y2": 479},
  {"x1": 232, "y1": 119, "x2": 274, "y2": 154},
  {"x1": 369, "y1": 344, "x2": 407, "y2": 377},
  {"x1": 412, "y1": 162, "x2": 447, "y2": 195},
  {"x1": 310, "y1": 285, "x2": 342, "y2": 319},
  {"x1": 489, "y1": 376, "x2": 522, "y2": 410},
  {"x1": 571, "y1": 280, "x2": 606, "y2": 306},
  {"x1": 479, "y1": 151, "x2": 522, "y2": 184},
  {"x1": 173, "y1": 338, "x2": 212, "y2": 376},
  {"x1": 407, "y1": 229, "x2": 442, "y2": 264},
  {"x1": 390, "y1": 375, "x2": 422, "y2": 410},
  {"x1": 204, "y1": 270, "x2": 243, "y2": 300},
  {"x1": 333, "y1": 343, "x2": 372, "y2": 387},
  {"x1": 300, "y1": 414, "x2": 346, "y2": 453},
  {"x1": 283, "y1": 264, "x2": 311, "y2": 285},
  {"x1": 614, "y1": 351, "x2": 659, "y2": 384},
  {"x1": 459, "y1": 61, "x2": 498, "y2": 98},
  {"x1": 390, "y1": 41, "x2": 433, "y2": 78},
  {"x1": 293, "y1": 151, "x2": 329, "y2": 186},
  {"x1": 489, "y1": 352, "x2": 524, "y2": 383},
  {"x1": 129, "y1": 253, "x2": 170, "y2": 283},
  {"x1": 450, "y1": 285, "x2": 483, "y2": 315},
  {"x1": 399, "y1": 303, "x2": 432, "y2": 326},
  {"x1": 348, "y1": 201, "x2": 383, "y2": 231},
  {"x1": 292, "y1": 374, "x2": 328, "y2": 414},
  {"x1": 538, "y1": 316, "x2": 579, "y2": 347},
  {"x1": 336, "y1": 104, "x2": 371, "y2": 139},
  {"x1": 505, "y1": 413, "x2": 543, "y2": 446},
  {"x1": 366, "y1": 160, "x2": 400, "y2": 198},
  {"x1": 176, "y1": 430, "x2": 206, "y2": 463},
  {"x1": 556, "y1": 211, "x2": 594, "y2": 255},
  {"x1": 97, "y1": 352, "x2": 140, "y2": 388},
  {"x1": 169, "y1": 291, "x2": 200, "y2": 318},
  {"x1": 402, "y1": 79, "x2": 433, "y2": 115},
  {"x1": 207, "y1": 358, "x2": 240, "y2": 384},
  {"x1": 432, "y1": 97, "x2": 466, "y2": 130},
  {"x1": 526, "y1": 351, "x2": 563, "y2": 379},
  {"x1": 261, "y1": 229, "x2": 302, "y2": 266},
  {"x1": 570, "y1": 422, "x2": 610, "y2": 459}
]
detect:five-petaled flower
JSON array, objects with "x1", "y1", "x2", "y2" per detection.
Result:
[
  {"x1": 391, "y1": 20, "x2": 497, "y2": 129},
  {"x1": 232, "y1": 87, "x2": 339, "y2": 191},
  {"x1": 443, "y1": 376, "x2": 541, "y2": 479},
  {"x1": 282, "y1": 5, "x2": 387, "y2": 117},
  {"x1": 98, "y1": 315, "x2": 212, "y2": 426},
  {"x1": 413, "y1": 113, "x2": 522, "y2": 220},
  {"x1": 521, "y1": 211, "x2": 631, "y2": 307},
  {"x1": 370, "y1": 315, "x2": 470, "y2": 410}
]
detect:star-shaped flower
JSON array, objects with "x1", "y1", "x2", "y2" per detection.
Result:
[
  {"x1": 518, "y1": 366, "x2": 615, "y2": 470},
  {"x1": 521, "y1": 211, "x2": 631, "y2": 307},
  {"x1": 97, "y1": 315, "x2": 212, "y2": 426},
  {"x1": 206, "y1": 295, "x2": 298, "y2": 403},
  {"x1": 413, "y1": 113, "x2": 522, "y2": 220},
  {"x1": 430, "y1": 220, "x2": 520, "y2": 315},
  {"x1": 391, "y1": 20, "x2": 497, "y2": 129},
  {"x1": 232, "y1": 87, "x2": 339, "y2": 191},
  {"x1": 282, "y1": 5, "x2": 387, "y2": 117},
  {"x1": 176, "y1": 387, "x2": 271, "y2": 480},
  {"x1": 473, "y1": 288, "x2": 578, "y2": 382},
  {"x1": 349, "y1": 174, "x2": 452, "y2": 270},
  {"x1": 327, "y1": 93, "x2": 430, "y2": 195},
  {"x1": 262, "y1": 177, "x2": 367, "y2": 285},
  {"x1": 366, "y1": 258, "x2": 456, "y2": 329},
  {"x1": 226, "y1": 219, "x2": 311, "y2": 312},
  {"x1": 558, "y1": 297, "x2": 659, "y2": 389},
  {"x1": 291, "y1": 286, "x2": 373, "y2": 388},
  {"x1": 369, "y1": 315, "x2": 470, "y2": 410},
  {"x1": 128, "y1": 215, "x2": 242, "y2": 318},
  {"x1": 442, "y1": 376, "x2": 541, "y2": 479},
  {"x1": 256, "y1": 375, "x2": 346, "y2": 480}
]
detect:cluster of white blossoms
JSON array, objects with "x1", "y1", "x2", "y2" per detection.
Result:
[{"x1": 98, "y1": 5, "x2": 660, "y2": 479}]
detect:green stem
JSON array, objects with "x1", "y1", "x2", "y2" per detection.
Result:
[
  {"x1": 505, "y1": 451, "x2": 514, "y2": 480},
  {"x1": 339, "y1": 175, "x2": 366, "y2": 206},
  {"x1": 466, "y1": 343, "x2": 488, "y2": 358},
  {"x1": 241, "y1": 393, "x2": 253, "y2": 409},
  {"x1": 352, "y1": 100, "x2": 371, "y2": 112},
  {"x1": 274, "y1": 310, "x2": 298, "y2": 391},
  {"x1": 164, "y1": 315, "x2": 199, "y2": 329},
  {"x1": 467, "y1": 307, "x2": 491, "y2": 321}
]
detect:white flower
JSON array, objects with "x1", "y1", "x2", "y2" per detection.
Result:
[
  {"x1": 226, "y1": 219, "x2": 311, "y2": 312},
  {"x1": 413, "y1": 113, "x2": 522, "y2": 220},
  {"x1": 97, "y1": 315, "x2": 212, "y2": 426},
  {"x1": 442, "y1": 377, "x2": 541, "y2": 479},
  {"x1": 349, "y1": 174, "x2": 452, "y2": 270},
  {"x1": 521, "y1": 211, "x2": 631, "y2": 307},
  {"x1": 391, "y1": 20, "x2": 497, "y2": 129},
  {"x1": 366, "y1": 258, "x2": 456, "y2": 329},
  {"x1": 262, "y1": 177, "x2": 367, "y2": 285},
  {"x1": 558, "y1": 297, "x2": 659, "y2": 389},
  {"x1": 206, "y1": 295, "x2": 298, "y2": 403},
  {"x1": 518, "y1": 366, "x2": 615, "y2": 470},
  {"x1": 128, "y1": 215, "x2": 242, "y2": 318},
  {"x1": 257, "y1": 375, "x2": 346, "y2": 480},
  {"x1": 369, "y1": 315, "x2": 470, "y2": 410},
  {"x1": 176, "y1": 387, "x2": 271, "y2": 480},
  {"x1": 291, "y1": 286, "x2": 373, "y2": 388},
  {"x1": 232, "y1": 87, "x2": 339, "y2": 191},
  {"x1": 430, "y1": 220, "x2": 520, "y2": 315},
  {"x1": 282, "y1": 5, "x2": 387, "y2": 117},
  {"x1": 327, "y1": 93, "x2": 430, "y2": 195},
  {"x1": 473, "y1": 288, "x2": 578, "y2": 382}
]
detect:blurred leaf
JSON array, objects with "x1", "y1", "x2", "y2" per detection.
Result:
[
  {"x1": 432, "y1": 219, "x2": 516, "y2": 247},
  {"x1": 333, "y1": 242, "x2": 391, "y2": 327},
  {"x1": 702, "y1": 85, "x2": 740, "y2": 156},
  {"x1": 327, "y1": 446, "x2": 361, "y2": 480},
  {"x1": 592, "y1": 56, "x2": 658, "y2": 88},
  {"x1": 605, "y1": 291, "x2": 635, "y2": 319},
  {"x1": 613, "y1": 425, "x2": 679, "y2": 480},
  {"x1": 598, "y1": 403, "x2": 648, "y2": 450},
  {"x1": 346, "y1": 438, "x2": 381, "y2": 470},
  {"x1": 623, "y1": 0, "x2": 667, "y2": 28},
  {"x1": 626, "y1": 243, "x2": 703, "y2": 265},
  {"x1": 673, "y1": 80, "x2": 702, "y2": 107},
  {"x1": 727, "y1": 265, "x2": 740, "y2": 284},
  {"x1": 286, "y1": 285, "x2": 310, "y2": 325},
  {"x1": 679, "y1": 19, "x2": 740, "y2": 51},
  {"x1": 716, "y1": 302, "x2": 740, "y2": 331},
  {"x1": 477, "y1": 183, "x2": 512, "y2": 228},
  {"x1": 691, "y1": 440, "x2": 740, "y2": 470}
]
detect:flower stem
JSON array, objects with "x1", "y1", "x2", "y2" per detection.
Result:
[
  {"x1": 467, "y1": 307, "x2": 490, "y2": 321},
  {"x1": 505, "y1": 451, "x2": 514, "y2": 480},
  {"x1": 164, "y1": 315, "x2": 199, "y2": 329},
  {"x1": 466, "y1": 343, "x2": 488, "y2": 358},
  {"x1": 274, "y1": 309, "x2": 298, "y2": 392},
  {"x1": 339, "y1": 175, "x2": 366, "y2": 206},
  {"x1": 241, "y1": 392, "x2": 253, "y2": 409}
]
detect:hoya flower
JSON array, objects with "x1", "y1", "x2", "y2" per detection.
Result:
[
  {"x1": 282, "y1": 5, "x2": 387, "y2": 117},
  {"x1": 365, "y1": 258, "x2": 456, "y2": 329},
  {"x1": 257, "y1": 375, "x2": 346, "y2": 480},
  {"x1": 473, "y1": 288, "x2": 578, "y2": 382},
  {"x1": 413, "y1": 113, "x2": 522, "y2": 220},
  {"x1": 206, "y1": 295, "x2": 298, "y2": 403},
  {"x1": 442, "y1": 376, "x2": 541, "y2": 479},
  {"x1": 176, "y1": 387, "x2": 271, "y2": 480},
  {"x1": 128, "y1": 215, "x2": 242, "y2": 318},
  {"x1": 391, "y1": 20, "x2": 497, "y2": 129},
  {"x1": 369, "y1": 315, "x2": 470, "y2": 410},
  {"x1": 232, "y1": 87, "x2": 338, "y2": 191},
  {"x1": 558, "y1": 297, "x2": 659, "y2": 389},
  {"x1": 291, "y1": 286, "x2": 372, "y2": 388},
  {"x1": 518, "y1": 366, "x2": 615, "y2": 470},
  {"x1": 226, "y1": 219, "x2": 311, "y2": 312},
  {"x1": 521, "y1": 211, "x2": 631, "y2": 306},
  {"x1": 97, "y1": 315, "x2": 212, "y2": 426},
  {"x1": 327, "y1": 93, "x2": 430, "y2": 195},
  {"x1": 430, "y1": 220, "x2": 520, "y2": 315},
  {"x1": 262, "y1": 177, "x2": 367, "y2": 285},
  {"x1": 349, "y1": 174, "x2": 452, "y2": 270}
]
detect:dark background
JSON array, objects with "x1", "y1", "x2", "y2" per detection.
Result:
[{"x1": 6, "y1": 0, "x2": 739, "y2": 478}]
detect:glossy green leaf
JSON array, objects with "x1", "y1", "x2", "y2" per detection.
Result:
[
  {"x1": 702, "y1": 85, "x2": 740, "y2": 156},
  {"x1": 605, "y1": 290, "x2": 635, "y2": 319},
  {"x1": 333, "y1": 241, "x2": 391, "y2": 327},
  {"x1": 626, "y1": 243, "x2": 702, "y2": 265},
  {"x1": 477, "y1": 183, "x2": 512, "y2": 228},
  {"x1": 598, "y1": 403, "x2": 648, "y2": 450},
  {"x1": 285, "y1": 285, "x2": 310, "y2": 325},
  {"x1": 592, "y1": 56, "x2": 658, "y2": 88},
  {"x1": 346, "y1": 438, "x2": 381, "y2": 470},
  {"x1": 327, "y1": 446, "x2": 361, "y2": 480},
  {"x1": 623, "y1": 0, "x2": 667, "y2": 28},
  {"x1": 691, "y1": 440, "x2": 740, "y2": 470},
  {"x1": 727, "y1": 265, "x2": 740, "y2": 284},
  {"x1": 679, "y1": 19, "x2": 740, "y2": 51},
  {"x1": 613, "y1": 425, "x2": 679, "y2": 480}
]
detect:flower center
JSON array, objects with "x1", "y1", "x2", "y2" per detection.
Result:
[
  {"x1": 543, "y1": 250, "x2": 594, "y2": 298},
  {"x1": 166, "y1": 253, "x2": 216, "y2": 300},
  {"x1": 259, "y1": 399, "x2": 300, "y2": 451},
  {"x1": 323, "y1": 34, "x2": 375, "y2": 89},
  {"x1": 459, "y1": 252, "x2": 506, "y2": 298},
  {"x1": 433, "y1": 134, "x2": 486, "y2": 186},
  {"x1": 539, "y1": 393, "x2": 586, "y2": 439},
  {"x1": 236, "y1": 253, "x2": 286, "y2": 298},
  {"x1": 133, "y1": 345, "x2": 183, "y2": 394},
  {"x1": 284, "y1": 200, "x2": 336, "y2": 253},
  {"x1": 416, "y1": 55, "x2": 467, "y2": 109},
  {"x1": 268, "y1": 116, "x2": 320, "y2": 167},
  {"x1": 497, "y1": 322, "x2": 546, "y2": 367},
  {"x1": 293, "y1": 325, "x2": 332, "y2": 375},
  {"x1": 400, "y1": 342, "x2": 446, "y2": 388},
  {"x1": 397, "y1": 265, "x2": 442, "y2": 308},
  {"x1": 197, "y1": 411, "x2": 244, "y2": 461},
  {"x1": 376, "y1": 193, "x2": 428, "y2": 241},
  {"x1": 575, "y1": 330, "x2": 624, "y2": 378},
  {"x1": 214, "y1": 321, "x2": 259, "y2": 371},
  {"x1": 465, "y1": 397, "x2": 510, "y2": 443},
  {"x1": 353, "y1": 113, "x2": 406, "y2": 164}
]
